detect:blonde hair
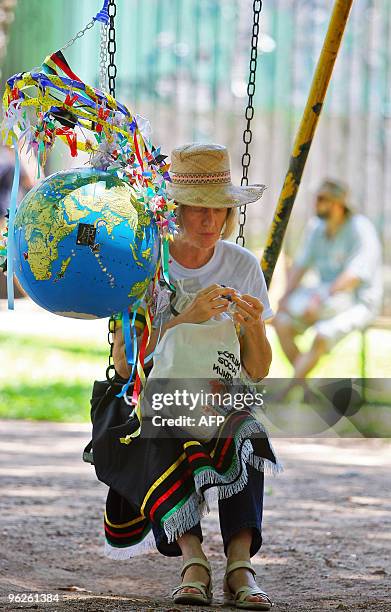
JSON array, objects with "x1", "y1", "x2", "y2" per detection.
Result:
[{"x1": 175, "y1": 204, "x2": 238, "y2": 240}]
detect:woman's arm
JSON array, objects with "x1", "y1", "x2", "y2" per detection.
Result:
[
  {"x1": 112, "y1": 313, "x2": 191, "y2": 379},
  {"x1": 113, "y1": 284, "x2": 233, "y2": 378},
  {"x1": 239, "y1": 320, "x2": 272, "y2": 381},
  {"x1": 231, "y1": 293, "x2": 272, "y2": 381},
  {"x1": 112, "y1": 322, "x2": 138, "y2": 380},
  {"x1": 144, "y1": 284, "x2": 234, "y2": 362}
]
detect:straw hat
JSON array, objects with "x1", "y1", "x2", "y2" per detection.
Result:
[{"x1": 166, "y1": 143, "x2": 266, "y2": 208}]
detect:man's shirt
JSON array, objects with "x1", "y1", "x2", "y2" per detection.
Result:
[{"x1": 294, "y1": 214, "x2": 383, "y2": 313}]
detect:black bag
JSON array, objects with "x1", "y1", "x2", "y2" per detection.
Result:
[{"x1": 82, "y1": 376, "x2": 136, "y2": 465}]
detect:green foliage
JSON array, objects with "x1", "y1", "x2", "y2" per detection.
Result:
[
  {"x1": 0, "y1": 332, "x2": 107, "y2": 422},
  {"x1": 0, "y1": 381, "x2": 92, "y2": 422}
]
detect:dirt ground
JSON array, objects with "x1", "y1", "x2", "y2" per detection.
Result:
[{"x1": 0, "y1": 419, "x2": 390, "y2": 612}]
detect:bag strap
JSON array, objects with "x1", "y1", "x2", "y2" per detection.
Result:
[{"x1": 82, "y1": 440, "x2": 94, "y2": 464}]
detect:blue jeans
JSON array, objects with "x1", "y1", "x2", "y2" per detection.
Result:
[{"x1": 152, "y1": 465, "x2": 264, "y2": 557}]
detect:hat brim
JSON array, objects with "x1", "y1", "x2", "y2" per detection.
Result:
[{"x1": 166, "y1": 182, "x2": 266, "y2": 208}]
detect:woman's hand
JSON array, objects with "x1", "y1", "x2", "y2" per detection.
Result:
[
  {"x1": 231, "y1": 293, "x2": 264, "y2": 332},
  {"x1": 178, "y1": 284, "x2": 238, "y2": 324}
]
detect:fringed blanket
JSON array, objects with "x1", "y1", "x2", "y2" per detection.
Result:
[{"x1": 90, "y1": 378, "x2": 283, "y2": 560}]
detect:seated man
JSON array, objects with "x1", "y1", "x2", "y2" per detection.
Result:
[{"x1": 273, "y1": 179, "x2": 383, "y2": 386}]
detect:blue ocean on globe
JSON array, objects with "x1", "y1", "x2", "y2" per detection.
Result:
[{"x1": 13, "y1": 167, "x2": 160, "y2": 318}]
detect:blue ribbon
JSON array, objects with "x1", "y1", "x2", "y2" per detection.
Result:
[
  {"x1": 94, "y1": 0, "x2": 110, "y2": 24},
  {"x1": 144, "y1": 319, "x2": 163, "y2": 364},
  {"x1": 116, "y1": 307, "x2": 138, "y2": 399},
  {"x1": 124, "y1": 307, "x2": 138, "y2": 366},
  {"x1": 6, "y1": 137, "x2": 21, "y2": 310},
  {"x1": 21, "y1": 72, "x2": 130, "y2": 117}
]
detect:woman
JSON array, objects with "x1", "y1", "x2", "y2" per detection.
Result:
[{"x1": 92, "y1": 143, "x2": 282, "y2": 609}]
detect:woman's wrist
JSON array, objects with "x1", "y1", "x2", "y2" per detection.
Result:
[{"x1": 241, "y1": 317, "x2": 264, "y2": 336}]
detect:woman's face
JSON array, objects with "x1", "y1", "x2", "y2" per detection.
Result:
[{"x1": 179, "y1": 205, "x2": 228, "y2": 249}]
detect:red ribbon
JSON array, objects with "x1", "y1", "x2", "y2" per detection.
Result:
[
  {"x1": 55, "y1": 127, "x2": 77, "y2": 157},
  {"x1": 133, "y1": 132, "x2": 144, "y2": 170},
  {"x1": 10, "y1": 87, "x2": 19, "y2": 102},
  {"x1": 96, "y1": 106, "x2": 110, "y2": 133},
  {"x1": 64, "y1": 93, "x2": 78, "y2": 107}
]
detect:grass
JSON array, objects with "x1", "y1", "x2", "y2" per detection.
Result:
[
  {"x1": 0, "y1": 327, "x2": 390, "y2": 423},
  {"x1": 0, "y1": 332, "x2": 107, "y2": 422},
  {"x1": 0, "y1": 381, "x2": 92, "y2": 421}
]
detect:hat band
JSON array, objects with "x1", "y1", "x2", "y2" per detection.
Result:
[{"x1": 170, "y1": 170, "x2": 231, "y2": 185}]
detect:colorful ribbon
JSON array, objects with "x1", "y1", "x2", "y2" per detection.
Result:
[
  {"x1": 2, "y1": 47, "x2": 178, "y2": 369},
  {"x1": 6, "y1": 136, "x2": 20, "y2": 310},
  {"x1": 116, "y1": 306, "x2": 138, "y2": 401},
  {"x1": 94, "y1": 0, "x2": 110, "y2": 24},
  {"x1": 161, "y1": 239, "x2": 176, "y2": 291},
  {"x1": 55, "y1": 127, "x2": 77, "y2": 157},
  {"x1": 119, "y1": 306, "x2": 152, "y2": 444}
]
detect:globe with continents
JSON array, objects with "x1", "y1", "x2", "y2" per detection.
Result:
[{"x1": 13, "y1": 167, "x2": 160, "y2": 318}]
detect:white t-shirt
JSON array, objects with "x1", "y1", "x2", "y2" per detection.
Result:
[{"x1": 152, "y1": 239, "x2": 273, "y2": 327}]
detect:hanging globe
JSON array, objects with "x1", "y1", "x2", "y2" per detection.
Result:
[{"x1": 13, "y1": 167, "x2": 160, "y2": 319}]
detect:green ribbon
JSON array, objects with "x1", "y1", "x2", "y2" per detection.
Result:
[{"x1": 161, "y1": 239, "x2": 175, "y2": 291}]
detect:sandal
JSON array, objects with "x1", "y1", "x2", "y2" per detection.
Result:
[
  {"x1": 171, "y1": 556, "x2": 213, "y2": 606},
  {"x1": 223, "y1": 560, "x2": 273, "y2": 610}
]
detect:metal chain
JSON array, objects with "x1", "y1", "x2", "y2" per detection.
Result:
[
  {"x1": 236, "y1": 0, "x2": 262, "y2": 248},
  {"x1": 107, "y1": 0, "x2": 117, "y2": 382},
  {"x1": 107, "y1": 0, "x2": 117, "y2": 97},
  {"x1": 60, "y1": 18, "x2": 96, "y2": 53},
  {"x1": 106, "y1": 317, "x2": 116, "y2": 382},
  {"x1": 99, "y1": 23, "x2": 109, "y2": 91}
]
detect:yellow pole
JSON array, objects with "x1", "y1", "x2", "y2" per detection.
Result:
[{"x1": 261, "y1": 0, "x2": 354, "y2": 288}]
